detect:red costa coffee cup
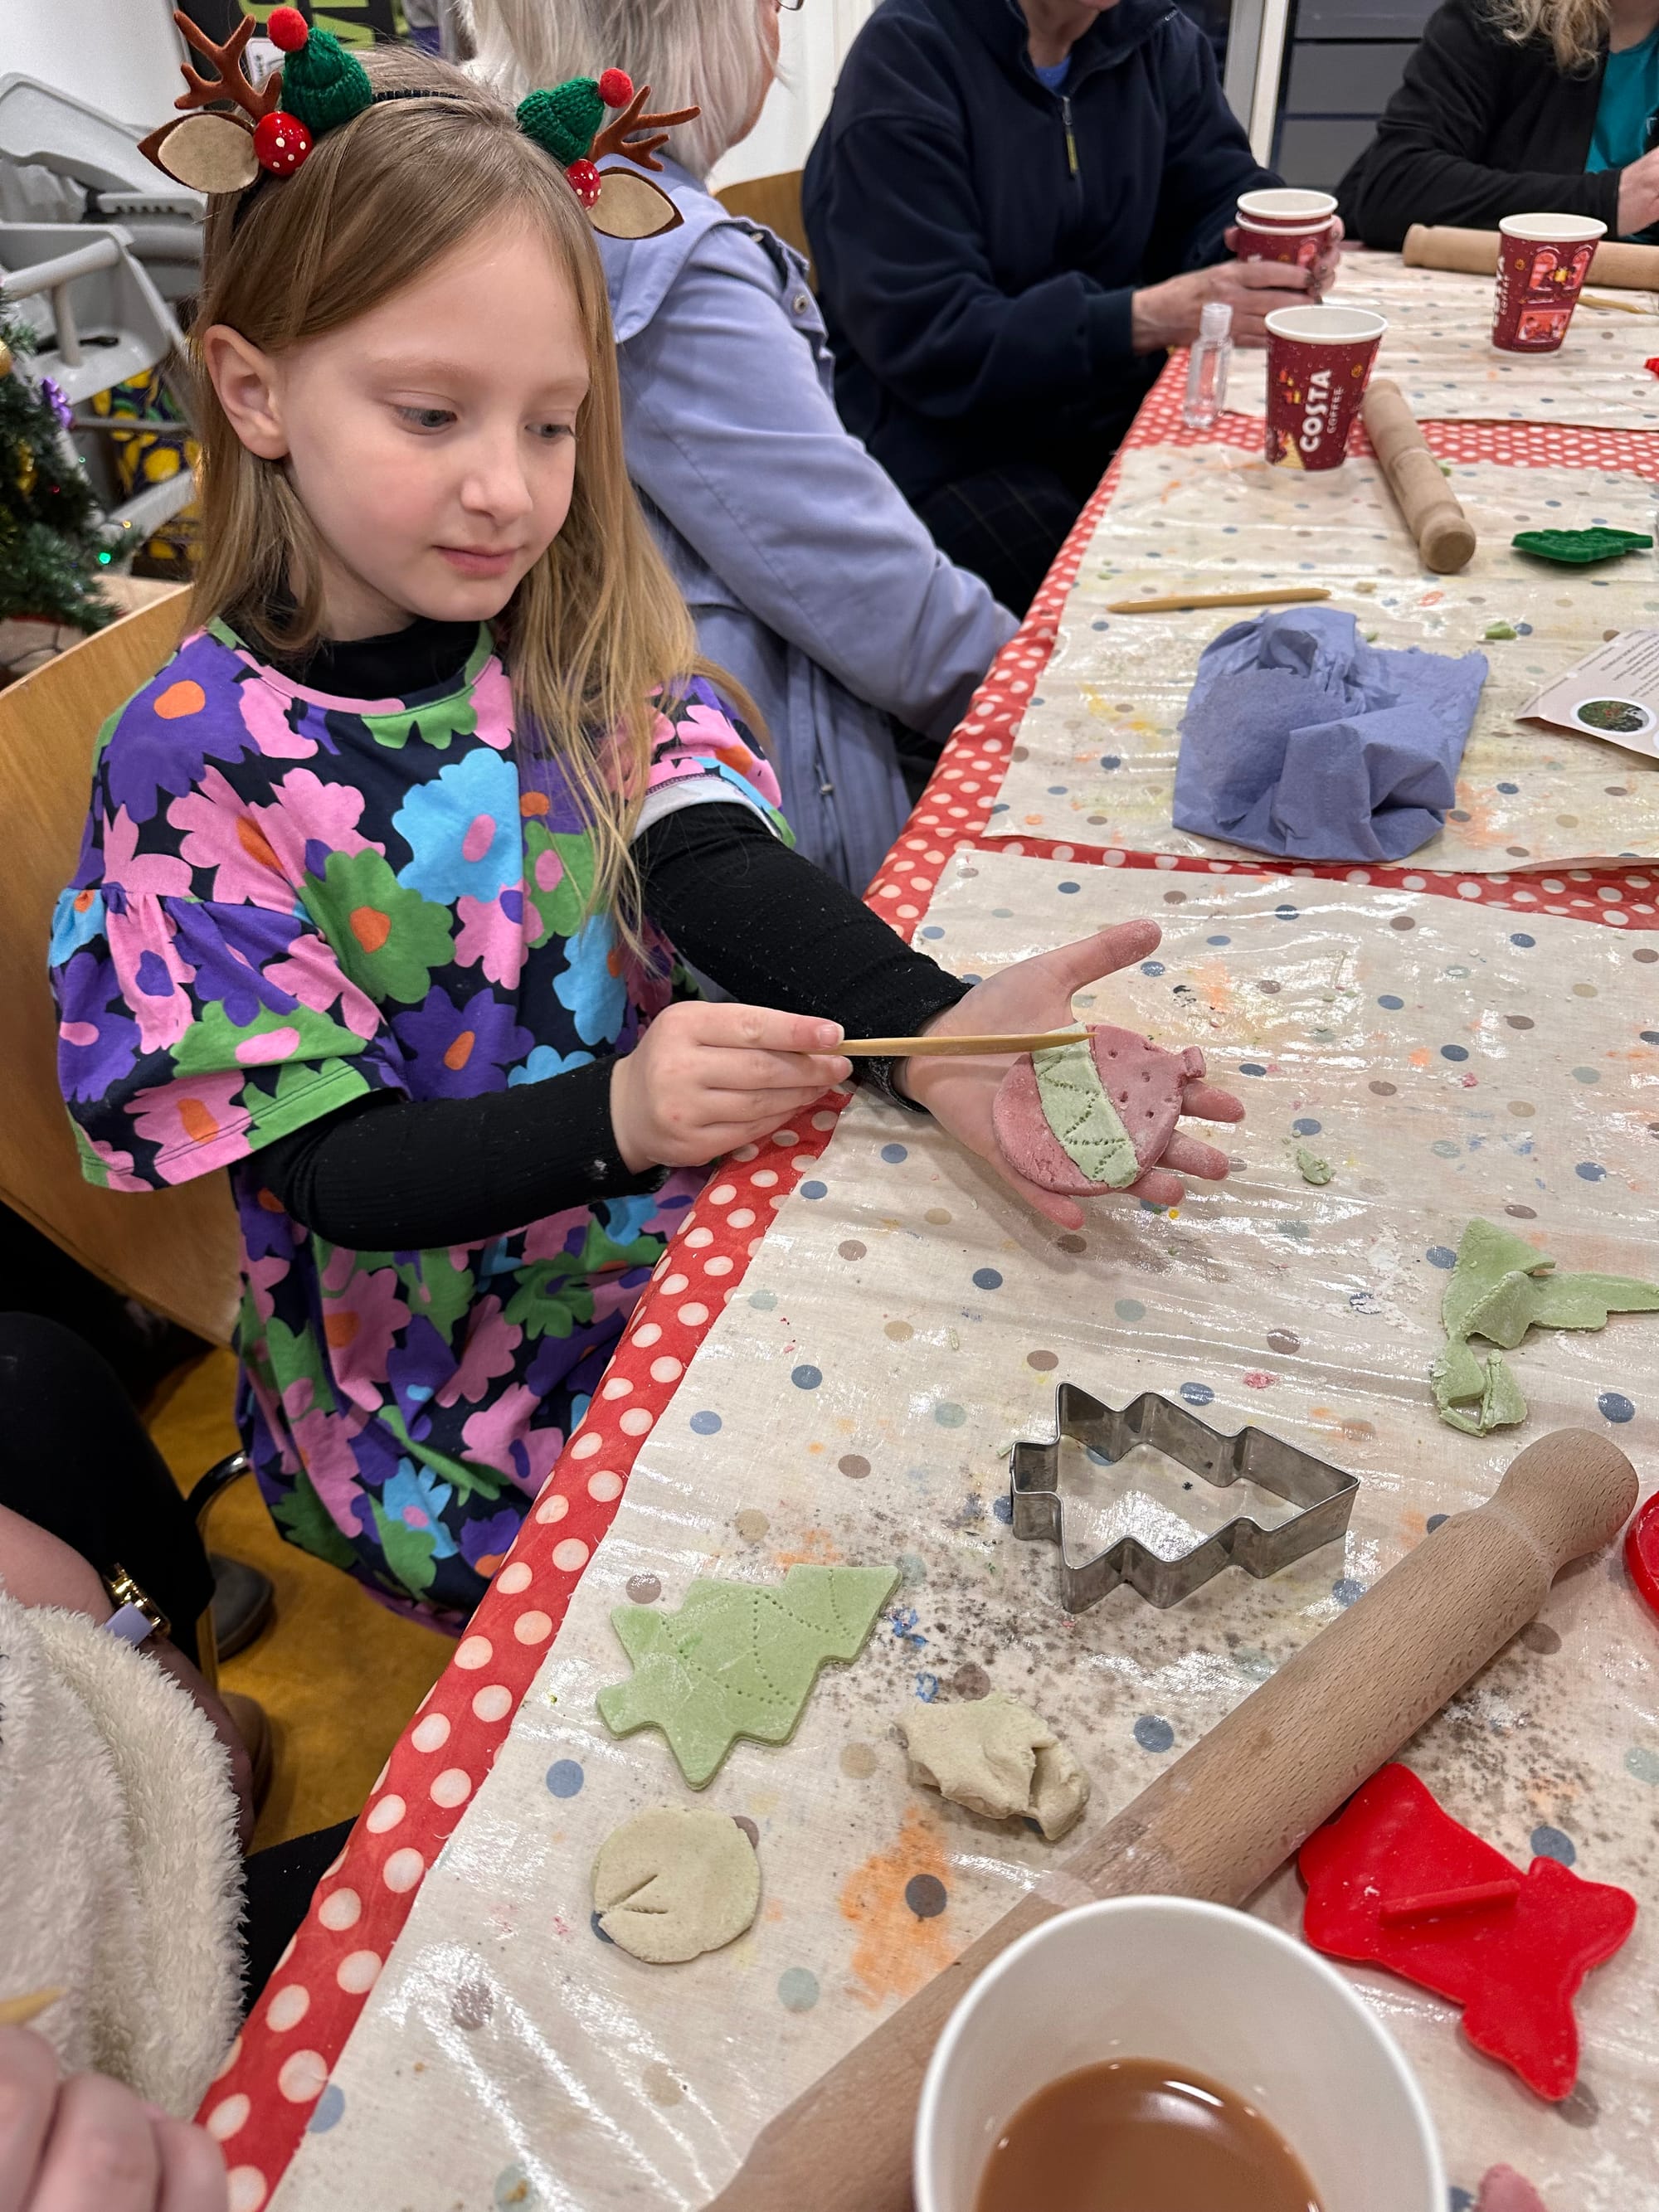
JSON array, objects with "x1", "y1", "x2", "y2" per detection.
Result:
[
  {"x1": 1264, "y1": 304, "x2": 1388, "y2": 471},
  {"x1": 1237, "y1": 187, "x2": 1338, "y2": 231},
  {"x1": 1235, "y1": 218, "x2": 1335, "y2": 274},
  {"x1": 1491, "y1": 212, "x2": 1606, "y2": 352}
]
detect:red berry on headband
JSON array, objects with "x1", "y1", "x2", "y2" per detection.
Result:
[
  {"x1": 268, "y1": 7, "x2": 309, "y2": 51},
  {"x1": 565, "y1": 158, "x2": 601, "y2": 207},
  {"x1": 254, "y1": 109, "x2": 313, "y2": 175},
  {"x1": 597, "y1": 69, "x2": 633, "y2": 107}
]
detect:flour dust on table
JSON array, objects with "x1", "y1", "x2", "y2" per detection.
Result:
[
  {"x1": 267, "y1": 858, "x2": 1659, "y2": 2212},
  {"x1": 988, "y1": 450, "x2": 1659, "y2": 870}
]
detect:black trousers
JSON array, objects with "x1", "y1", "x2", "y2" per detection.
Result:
[
  {"x1": 912, "y1": 435, "x2": 1125, "y2": 619},
  {"x1": 0, "y1": 1312, "x2": 351, "y2": 2005}
]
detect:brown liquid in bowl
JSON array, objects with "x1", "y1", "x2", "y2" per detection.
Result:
[{"x1": 974, "y1": 2056, "x2": 1324, "y2": 2212}]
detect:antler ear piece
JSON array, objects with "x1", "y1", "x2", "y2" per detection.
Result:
[{"x1": 517, "y1": 75, "x2": 698, "y2": 240}]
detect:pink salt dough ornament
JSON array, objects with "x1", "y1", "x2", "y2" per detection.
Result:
[{"x1": 991, "y1": 1024, "x2": 1206, "y2": 1196}]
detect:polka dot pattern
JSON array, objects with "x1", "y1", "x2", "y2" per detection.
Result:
[{"x1": 207, "y1": 1090, "x2": 859, "y2": 2188}]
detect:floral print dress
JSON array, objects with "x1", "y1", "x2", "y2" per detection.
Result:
[{"x1": 51, "y1": 620, "x2": 786, "y2": 1620}]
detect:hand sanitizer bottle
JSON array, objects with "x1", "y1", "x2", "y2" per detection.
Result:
[{"x1": 1183, "y1": 300, "x2": 1233, "y2": 430}]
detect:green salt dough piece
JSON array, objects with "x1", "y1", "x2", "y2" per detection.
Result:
[
  {"x1": 1511, "y1": 527, "x2": 1652, "y2": 566},
  {"x1": 596, "y1": 1563, "x2": 900, "y2": 1789},
  {"x1": 1484, "y1": 622, "x2": 1518, "y2": 642},
  {"x1": 1432, "y1": 1217, "x2": 1659, "y2": 1435},
  {"x1": 1439, "y1": 1353, "x2": 1527, "y2": 1436},
  {"x1": 1032, "y1": 1042, "x2": 1140, "y2": 1190},
  {"x1": 1295, "y1": 1146, "x2": 1333, "y2": 1185}
]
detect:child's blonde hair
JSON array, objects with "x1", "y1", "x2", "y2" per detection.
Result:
[{"x1": 187, "y1": 43, "x2": 698, "y2": 935}]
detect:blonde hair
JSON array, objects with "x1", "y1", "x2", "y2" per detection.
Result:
[
  {"x1": 1485, "y1": 0, "x2": 1608, "y2": 75},
  {"x1": 460, "y1": 0, "x2": 772, "y2": 179},
  {"x1": 187, "y1": 44, "x2": 698, "y2": 937}
]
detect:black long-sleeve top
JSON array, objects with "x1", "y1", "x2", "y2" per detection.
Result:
[
  {"x1": 1337, "y1": 0, "x2": 1624, "y2": 250},
  {"x1": 255, "y1": 620, "x2": 969, "y2": 1251}
]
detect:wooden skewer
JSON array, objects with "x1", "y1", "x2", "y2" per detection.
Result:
[
  {"x1": 1105, "y1": 586, "x2": 1331, "y2": 615},
  {"x1": 0, "y1": 1988, "x2": 63, "y2": 2030},
  {"x1": 1579, "y1": 289, "x2": 1657, "y2": 315},
  {"x1": 838, "y1": 1028, "x2": 1087, "y2": 1060}
]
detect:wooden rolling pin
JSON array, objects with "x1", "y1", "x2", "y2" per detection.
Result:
[
  {"x1": 1362, "y1": 378, "x2": 1477, "y2": 574},
  {"x1": 1404, "y1": 222, "x2": 1659, "y2": 292},
  {"x1": 709, "y1": 1428, "x2": 1636, "y2": 2212}
]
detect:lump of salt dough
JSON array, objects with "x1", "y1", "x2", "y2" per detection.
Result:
[
  {"x1": 902, "y1": 1690, "x2": 1091, "y2": 1840},
  {"x1": 991, "y1": 1026, "x2": 1205, "y2": 1198},
  {"x1": 1431, "y1": 1217, "x2": 1659, "y2": 1434},
  {"x1": 591, "y1": 1806, "x2": 760, "y2": 1963},
  {"x1": 1294, "y1": 1146, "x2": 1333, "y2": 1185}
]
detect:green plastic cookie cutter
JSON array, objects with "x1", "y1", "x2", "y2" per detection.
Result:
[{"x1": 1511, "y1": 527, "x2": 1653, "y2": 566}]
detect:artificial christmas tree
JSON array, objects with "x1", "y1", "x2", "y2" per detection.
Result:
[{"x1": 0, "y1": 309, "x2": 115, "y2": 644}]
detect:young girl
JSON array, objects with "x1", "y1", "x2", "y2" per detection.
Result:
[{"x1": 51, "y1": 36, "x2": 1239, "y2": 1622}]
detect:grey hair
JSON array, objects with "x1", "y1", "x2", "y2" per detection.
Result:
[{"x1": 459, "y1": 0, "x2": 773, "y2": 177}]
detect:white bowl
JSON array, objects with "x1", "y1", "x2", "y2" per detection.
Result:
[{"x1": 913, "y1": 1898, "x2": 1444, "y2": 2212}]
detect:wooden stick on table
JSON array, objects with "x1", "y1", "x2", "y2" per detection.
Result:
[
  {"x1": 708, "y1": 1428, "x2": 1637, "y2": 2212},
  {"x1": 0, "y1": 1988, "x2": 63, "y2": 2030},
  {"x1": 839, "y1": 1028, "x2": 1086, "y2": 1060},
  {"x1": 1362, "y1": 378, "x2": 1477, "y2": 576},
  {"x1": 1105, "y1": 586, "x2": 1331, "y2": 615}
]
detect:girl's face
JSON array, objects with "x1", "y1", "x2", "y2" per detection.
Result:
[{"x1": 205, "y1": 221, "x2": 591, "y2": 639}]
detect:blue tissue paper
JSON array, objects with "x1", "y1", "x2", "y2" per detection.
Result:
[{"x1": 1172, "y1": 608, "x2": 1488, "y2": 863}]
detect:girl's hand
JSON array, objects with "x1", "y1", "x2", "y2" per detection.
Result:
[
  {"x1": 898, "y1": 921, "x2": 1245, "y2": 1230},
  {"x1": 611, "y1": 1002, "x2": 851, "y2": 1173},
  {"x1": 0, "y1": 2028, "x2": 227, "y2": 2212}
]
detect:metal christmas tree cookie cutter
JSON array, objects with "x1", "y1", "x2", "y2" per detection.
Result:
[{"x1": 1010, "y1": 1383, "x2": 1360, "y2": 1613}]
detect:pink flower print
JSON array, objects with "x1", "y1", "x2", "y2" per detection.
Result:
[
  {"x1": 246, "y1": 1251, "x2": 290, "y2": 1321},
  {"x1": 104, "y1": 805, "x2": 193, "y2": 902},
  {"x1": 460, "y1": 1381, "x2": 545, "y2": 1490},
  {"x1": 261, "y1": 928, "x2": 382, "y2": 1041},
  {"x1": 83, "y1": 1134, "x2": 148, "y2": 1191},
  {"x1": 453, "y1": 889, "x2": 528, "y2": 989},
  {"x1": 236, "y1": 676, "x2": 317, "y2": 760},
  {"x1": 169, "y1": 766, "x2": 296, "y2": 910},
  {"x1": 320, "y1": 1263, "x2": 410, "y2": 1413},
  {"x1": 288, "y1": 1400, "x2": 370, "y2": 1538},
  {"x1": 130, "y1": 1069, "x2": 251, "y2": 1178},
  {"x1": 103, "y1": 807, "x2": 198, "y2": 1054},
  {"x1": 257, "y1": 767, "x2": 377, "y2": 878},
  {"x1": 518, "y1": 1198, "x2": 590, "y2": 1263},
  {"x1": 320, "y1": 1242, "x2": 358, "y2": 1296},
  {"x1": 472, "y1": 654, "x2": 513, "y2": 751},
  {"x1": 435, "y1": 1294, "x2": 523, "y2": 1407}
]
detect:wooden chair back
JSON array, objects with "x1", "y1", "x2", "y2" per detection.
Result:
[
  {"x1": 715, "y1": 168, "x2": 812, "y2": 280},
  {"x1": 0, "y1": 591, "x2": 241, "y2": 1345}
]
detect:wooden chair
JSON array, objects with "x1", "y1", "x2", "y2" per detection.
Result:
[
  {"x1": 0, "y1": 590, "x2": 241, "y2": 1347},
  {"x1": 715, "y1": 168, "x2": 813, "y2": 280}
]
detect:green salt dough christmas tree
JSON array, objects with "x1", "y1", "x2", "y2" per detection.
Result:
[
  {"x1": 596, "y1": 1563, "x2": 899, "y2": 1787},
  {"x1": 1430, "y1": 1218, "x2": 1659, "y2": 1435}
]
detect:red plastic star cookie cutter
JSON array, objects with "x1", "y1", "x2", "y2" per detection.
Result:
[
  {"x1": 1625, "y1": 1490, "x2": 1659, "y2": 1623},
  {"x1": 1299, "y1": 1764, "x2": 1636, "y2": 2098}
]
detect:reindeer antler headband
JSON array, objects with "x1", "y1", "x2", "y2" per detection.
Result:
[{"x1": 139, "y1": 7, "x2": 696, "y2": 241}]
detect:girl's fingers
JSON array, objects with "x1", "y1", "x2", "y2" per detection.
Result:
[
  {"x1": 1129, "y1": 1166, "x2": 1186, "y2": 1209},
  {"x1": 0, "y1": 2029, "x2": 57, "y2": 2212},
  {"x1": 700, "y1": 1087, "x2": 837, "y2": 1127},
  {"x1": 693, "y1": 1004, "x2": 843, "y2": 1055},
  {"x1": 1180, "y1": 1082, "x2": 1245, "y2": 1123},
  {"x1": 696, "y1": 1050, "x2": 850, "y2": 1092},
  {"x1": 1158, "y1": 1133, "x2": 1230, "y2": 1182},
  {"x1": 153, "y1": 2117, "x2": 228, "y2": 2212}
]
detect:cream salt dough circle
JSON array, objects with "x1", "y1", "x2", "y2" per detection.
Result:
[
  {"x1": 591, "y1": 1806, "x2": 761, "y2": 1964},
  {"x1": 992, "y1": 1024, "x2": 1205, "y2": 1195}
]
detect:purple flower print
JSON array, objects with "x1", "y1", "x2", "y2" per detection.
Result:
[
  {"x1": 56, "y1": 949, "x2": 139, "y2": 1101},
  {"x1": 386, "y1": 1315, "x2": 459, "y2": 1418},
  {"x1": 168, "y1": 902, "x2": 309, "y2": 1028},
  {"x1": 459, "y1": 1506, "x2": 524, "y2": 1573},
  {"x1": 102, "y1": 641, "x2": 265, "y2": 824},
  {"x1": 396, "y1": 984, "x2": 534, "y2": 1099}
]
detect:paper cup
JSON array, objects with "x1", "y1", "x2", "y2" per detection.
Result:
[
  {"x1": 914, "y1": 1898, "x2": 1444, "y2": 2212},
  {"x1": 1235, "y1": 216, "x2": 1335, "y2": 272},
  {"x1": 1491, "y1": 212, "x2": 1606, "y2": 352},
  {"x1": 1238, "y1": 187, "x2": 1338, "y2": 229},
  {"x1": 1264, "y1": 304, "x2": 1387, "y2": 470}
]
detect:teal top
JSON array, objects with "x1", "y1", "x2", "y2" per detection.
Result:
[{"x1": 1588, "y1": 24, "x2": 1659, "y2": 173}]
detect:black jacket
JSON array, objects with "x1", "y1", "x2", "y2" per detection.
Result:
[
  {"x1": 802, "y1": 0, "x2": 1276, "y2": 503},
  {"x1": 1338, "y1": 0, "x2": 1627, "y2": 248}
]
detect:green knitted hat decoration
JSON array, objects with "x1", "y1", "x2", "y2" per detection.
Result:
[
  {"x1": 516, "y1": 80, "x2": 606, "y2": 168},
  {"x1": 271, "y1": 13, "x2": 373, "y2": 137}
]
